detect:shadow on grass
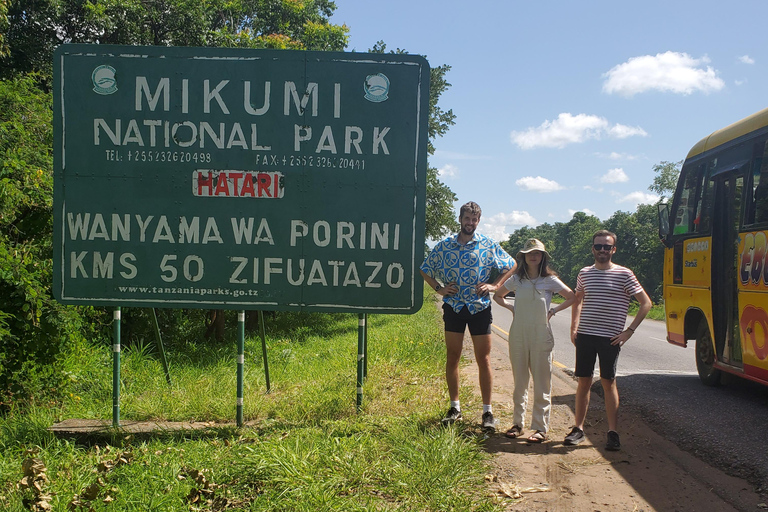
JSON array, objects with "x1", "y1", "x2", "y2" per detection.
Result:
[{"x1": 134, "y1": 311, "x2": 364, "y2": 370}]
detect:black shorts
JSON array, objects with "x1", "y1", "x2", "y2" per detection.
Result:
[
  {"x1": 574, "y1": 333, "x2": 620, "y2": 379},
  {"x1": 442, "y1": 303, "x2": 492, "y2": 336}
]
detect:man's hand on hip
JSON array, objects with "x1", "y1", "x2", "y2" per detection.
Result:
[
  {"x1": 474, "y1": 282, "x2": 496, "y2": 297},
  {"x1": 439, "y1": 283, "x2": 459, "y2": 296}
]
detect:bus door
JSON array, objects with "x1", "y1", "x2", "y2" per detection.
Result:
[{"x1": 711, "y1": 172, "x2": 744, "y2": 367}]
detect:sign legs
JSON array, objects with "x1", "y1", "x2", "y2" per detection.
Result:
[
  {"x1": 237, "y1": 311, "x2": 245, "y2": 426},
  {"x1": 259, "y1": 311, "x2": 271, "y2": 393},
  {"x1": 356, "y1": 313, "x2": 367, "y2": 411},
  {"x1": 112, "y1": 308, "x2": 121, "y2": 427},
  {"x1": 150, "y1": 308, "x2": 172, "y2": 385}
]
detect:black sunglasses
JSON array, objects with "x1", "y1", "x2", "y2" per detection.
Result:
[{"x1": 593, "y1": 244, "x2": 614, "y2": 251}]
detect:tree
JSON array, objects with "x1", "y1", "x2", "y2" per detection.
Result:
[
  {"x1": 501, "y1": 226, "x2": 538, "y2": 258},
  {"x1": 552, "y1": 212, "x2": 602, "y2": 287},
  {"x1": 532, "y1": 222, "x2": 559, "y2": 269},
  {"x1": 424, "y1": 63, "x2": 459, "y2": 239},
  {"x1": 649, "y1": 160, "x2": 682, "y2": 202},
  {"x1": 1, "y1": 0, "x2": 61, "y2": 79},
  {"x1": 0, "y1": 0, "x2": 350, "y2": 79},
  {"x1": 0, "y1": 74, "x2": 86, "y2": 404},
  {"x1": 0, "y1": 0, "x2": 9, "y2": 58},
  {"x1": 426, "y1": 64, "x2": 456, "y2": 156},
  {"x1": 603, "y1": 205, "x2": 664, "y2": 303},
  {"x1": 633, "y1": 203, "x2": 665, "y2": 301},
  {"x1": 83, "y1": 0, "x2": 348, "y2": 49},
  {"x1": 425, "y1": 166, "x2": 458, "y2": 240}
]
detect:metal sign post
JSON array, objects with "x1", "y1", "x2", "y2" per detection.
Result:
[
  {"x1": 112, "y1": 308, "x2": 121, "y2": 427},
  {"x1": 237, "y1": 311, "x2": 245, "y2": 426},
  {"x1": 258, "y1": 311, "x2": 271, "y2": 393},
  {"x1": 356, "y1": 313, "x2": 366, "y2": 410},
  {"x1": 149, "y1": 308, "x2": 172, "y2": 385}
]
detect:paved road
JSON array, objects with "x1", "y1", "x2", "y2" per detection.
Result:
[
  {"x1": 490, "y1": 299, "x2": 768, "y2": 495},
  {"x1": 491, "y1": 299, "x2": 696, "y2": 376}
]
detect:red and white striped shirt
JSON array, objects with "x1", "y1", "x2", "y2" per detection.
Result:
[{"x1": 575, "y1": 264, "x2": 644, "y2": 338}]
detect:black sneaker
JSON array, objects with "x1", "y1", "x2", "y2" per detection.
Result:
[
  {"x1": 441, "y1": 407, "x2": 462, "y2": 425},
  {"x1": 606, "y1": 430, "x2": 621, "y2": 451},
  {"x1": 481, "y1": 411, "x2": 497, "y2": 431},
  {"x1": 564, "y1": 426, "x2": 585, "y2": 445}
]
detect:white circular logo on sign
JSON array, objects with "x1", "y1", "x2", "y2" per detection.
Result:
[
  {"x1": 364, "y1": 73, "x2": 390, "y2": 102},
  {"x1": 92, "y1": 65, "x2": 117, "y2": 95}
]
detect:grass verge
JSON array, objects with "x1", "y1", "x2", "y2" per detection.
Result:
[{"x1": 0, "y1": 293, "x2": 501, "y2": 511}]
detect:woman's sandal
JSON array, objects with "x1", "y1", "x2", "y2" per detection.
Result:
[
  {"x1": 527, "y1": 430, "x2": 547, "y2": 443},
  {"x1": 504, "y1": 425, "x2": 524, "y2": 438}
]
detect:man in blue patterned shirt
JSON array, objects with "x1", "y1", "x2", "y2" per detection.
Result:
[{"x1": 420, "y1": 201, "x2": 516, "y2": 430}]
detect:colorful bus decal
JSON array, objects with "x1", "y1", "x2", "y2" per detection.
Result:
[
  {"x1": 739, "y1": 231, "x2": 768, "y2": 288},
  {"x1": 740, "y1": 305, "x2": 768, "y2": 361}
]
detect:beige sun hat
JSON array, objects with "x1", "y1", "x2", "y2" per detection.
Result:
[{"x1": 516, "y1": 238, "x2": 551, "y2": 261}]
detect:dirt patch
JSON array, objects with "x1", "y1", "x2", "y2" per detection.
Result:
[{"x1": 457, "y1": 330, "x2": 767, "y2": 511}]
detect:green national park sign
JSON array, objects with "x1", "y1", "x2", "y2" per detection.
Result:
[{"x1": 53, "y1": 44, "x2": 429, "y2": 312}]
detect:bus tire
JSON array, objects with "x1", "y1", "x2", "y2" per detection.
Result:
[{"x1": 695, "y1": 321, "x2": 721, "y2": 386}]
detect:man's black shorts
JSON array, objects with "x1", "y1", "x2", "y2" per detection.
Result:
[
  {"x1": 574, "y1": 333, "x2": 620, "y2": 379},
  {"x1": 442, "y1": 303, "x2": 492, "y2": 336}
]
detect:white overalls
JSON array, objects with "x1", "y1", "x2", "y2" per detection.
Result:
[{"x1": 507, "y1": 276, "x2": 559, "y2": 433}]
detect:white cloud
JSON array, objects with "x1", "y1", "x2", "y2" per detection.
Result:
[
  {"x1": 602, "y1": 51, "x2": 725, "y2": 97},
  {"x1": 515, "y1": 176, "x2": 564, "y2": 192},
  {"x1": 618, "y1": 191, "x2": 659, "y2": 205},
  {"x1": 607, "y1": 124, "x2": 648, "y2": 138},
  {"x1": 738, "y1": 55, "x2": 755, "y2": 64},
  {"x1": 735, "y1": 79, "x2": 747, "y2": 86},
  {"x1": 601, "y1": 168, "x2": 629, "y2": 183},
  {"x1": 480, "y1": 211, "x2": 538, "y2": 241},
  {"x1": 510, "y1": 113, "x2": 646, "y2": 149},
  {"x1": 438, "y1": 163, "x2": 459, "y2": 179},
  {"x1": 480, "y1": 224, "x2": 511, "y2": 243},
  {"x1": 596, "y1": 151, "x2": 641, "y2": 161}
]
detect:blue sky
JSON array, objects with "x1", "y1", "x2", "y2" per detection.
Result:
[{"x1": 333, "y1": 0, "x2": 768, "y2": 242}]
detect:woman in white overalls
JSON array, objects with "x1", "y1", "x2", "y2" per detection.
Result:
[{"x1": 493, "y1": 239, "x2": 576, "y2": 443}]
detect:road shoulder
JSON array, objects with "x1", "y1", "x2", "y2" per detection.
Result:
[{"x1": 457, "y1": 329, "x2": 766, "y2": 511}]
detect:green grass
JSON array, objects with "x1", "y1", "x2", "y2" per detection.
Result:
[
  {"x1": 628, "y1": 301, "x2": 665, "y2": 321},
  {"x1": 0, "y1": 293, "x2": 502, "y2": 511}
]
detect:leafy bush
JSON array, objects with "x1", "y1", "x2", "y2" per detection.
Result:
[{"x1": 0, "y1": 75, "x2": 105, "y2": 408}]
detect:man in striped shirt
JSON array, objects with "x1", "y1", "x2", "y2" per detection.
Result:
[{"x1": 563, "y1": 230, "x2": 652, "y2": 451}]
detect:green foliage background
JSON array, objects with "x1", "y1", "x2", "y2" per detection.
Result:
[
  {"x1": 0, "y1": 74, "x2": 102, "y2": 407},
  {"x1": 0, "y1": 0, "x2": 465, "y2": 409}
]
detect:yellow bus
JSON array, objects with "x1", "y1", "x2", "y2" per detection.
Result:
[{"x1": 659, "y1": 107, "x2": 768, "y2": 386}]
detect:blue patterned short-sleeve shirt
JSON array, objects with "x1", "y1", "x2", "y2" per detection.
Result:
[{"x1": 421, "y1": 233, "x2": 515, "y2": 314}]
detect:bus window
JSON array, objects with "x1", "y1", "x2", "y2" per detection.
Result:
[
  {"x1": 697, "y1": 161, "x2": 715, "y2": 232},
  {"x1": 748, "y1": 139, "x2": 768, "y2": 224},
  {"x1": 672, "y1": 163, "x2": 708, "y2": 235}
]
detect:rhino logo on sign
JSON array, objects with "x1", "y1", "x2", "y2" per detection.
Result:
[{"x1": 364, "y1": 73, "x2": 390, "y2": 102}]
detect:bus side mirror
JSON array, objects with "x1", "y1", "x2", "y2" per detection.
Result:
[{"x1": 658, "y1": 202, "x2": 671, "y2": 247}]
